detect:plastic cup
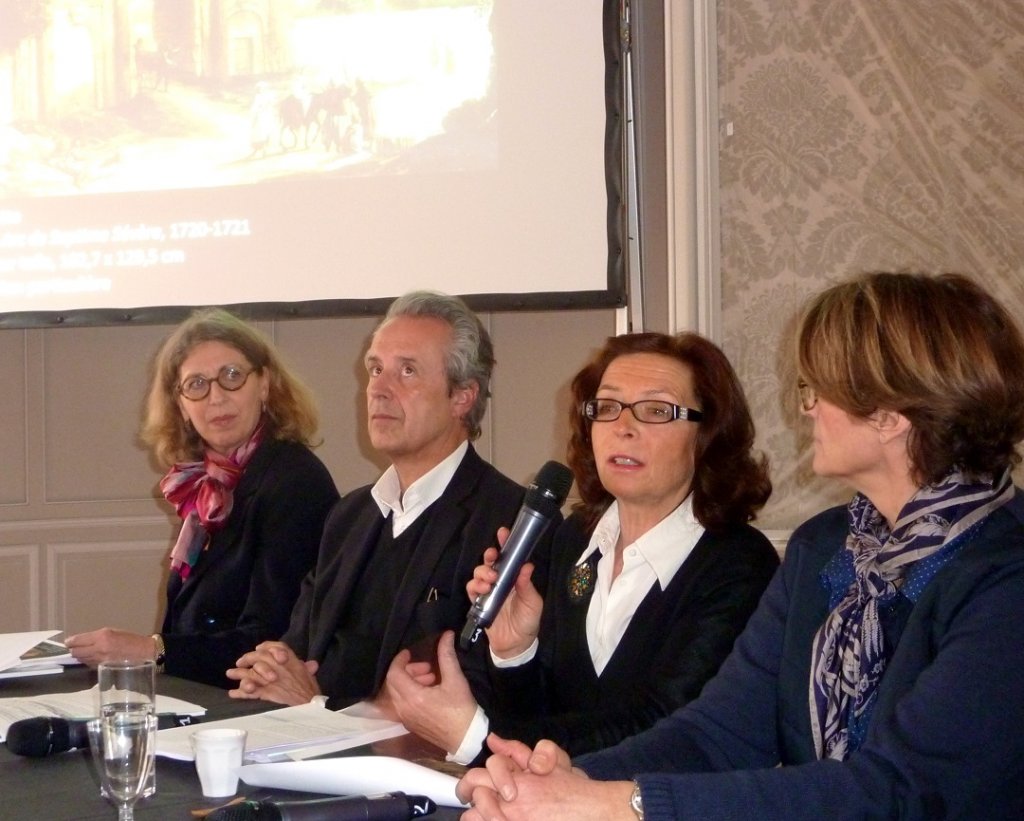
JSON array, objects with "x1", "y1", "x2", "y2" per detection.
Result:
[{"x1": 191, "y1": 728, "x2": 247, "y2": 798}]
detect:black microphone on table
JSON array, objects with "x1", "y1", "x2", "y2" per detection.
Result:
[
  {"x1": 459, "y1": 460, "x2": 573, "y2": 650},
  {"x1": 204, "y1": 792, "x2": 436, "y2": 821},
  {"x1": 5, "y1": 713, "x2": 200, "y2": 757}
]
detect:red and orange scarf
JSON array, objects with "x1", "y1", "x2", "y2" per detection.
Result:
[{"x1": 160, "y1": 422, "x2": 265, "y2": 580}]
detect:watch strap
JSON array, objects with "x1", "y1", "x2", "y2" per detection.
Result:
[{"x1": 151, "y1": 633, "x2": 166, "y2": 671}]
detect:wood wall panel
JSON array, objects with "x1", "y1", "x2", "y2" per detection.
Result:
[
  {"x1": 270, "y1": 315, "x2": 384, "y2": 492},
  {"x1": 0, "y1": 330, "x2": 28, "y2": 507},
  {"x1": 0, "y1": 546, "x2": 38, "y2": 632},
  {"x1": 43, "y1": 324, "x2": 168, "y2": 504},
  {"x1": 490, "y1": 310, "x2": 617, "y2": 486},
  {"x1": 49, "y1": 540, "x2": 170, "y2": 635}
]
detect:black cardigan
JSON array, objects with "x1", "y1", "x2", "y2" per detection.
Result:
[
  {"x1": 483, "y1": 511, "x2": 779, "y2": 758},
  {"x1": 161, "y1": 438, "x2": 339, "y2": 687}
]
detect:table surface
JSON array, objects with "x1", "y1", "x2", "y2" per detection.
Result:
[{"x1": 0, "y1": 665, "x2": 464, "y2": 821}]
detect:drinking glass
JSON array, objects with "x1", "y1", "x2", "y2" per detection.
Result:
[
  {"x1": 95, "y1": 711, "x2": 157, "y2": 821},
  {"x1": 97, "y1": 659, "x2": 157, "y2": 798},
  {"x1": 97, "y1": 659, "x2": 156, "y2": 717}
]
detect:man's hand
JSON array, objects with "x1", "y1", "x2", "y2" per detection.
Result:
[
  {"x1": 64, "y1": 628, "x2": 155, "y2": 667},
  {"x1": 384, "y1": 631, "x2": 479, "y2": 752},
  {"x1": 225, "y1": 641, "x2": 320, "y2": 705}
]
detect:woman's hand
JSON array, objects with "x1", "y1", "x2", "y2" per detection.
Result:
[
  {"x1": 466, "y1": 529, "x2": 545, "y2": 659},
  {"x1": 458, "y1": 735, "x2": 631, "y2": 821},
  {"x1": 64, "y1": 628, "x2": 156, "y2": 667}
]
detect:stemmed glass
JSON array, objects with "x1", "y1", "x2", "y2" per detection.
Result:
[
  {"x1": 97, "y1": 659, "x2": 157, "y2": 798},
  {"x1": 95, "y1": 711, "x2": 157, "y2": 821}
]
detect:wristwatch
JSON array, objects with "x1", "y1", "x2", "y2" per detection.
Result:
[
  {"x1": 151, "y1": 633, "x2": 166, "y2": 672},
  {"x1": 630, "y1": 781, "x2": 644, "y2": 820}
]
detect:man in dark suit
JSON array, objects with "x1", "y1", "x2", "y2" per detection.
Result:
[{"x1": 226, "y1": 291, "x2": 526, "y2": 708}]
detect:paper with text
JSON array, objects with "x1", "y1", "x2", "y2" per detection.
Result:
[
  {"x1": 0, "y1": 688, "x2": 205, "y2": 742},
  {"x1": 156, "y1": 701, "x2": 408, "y2": 762}
]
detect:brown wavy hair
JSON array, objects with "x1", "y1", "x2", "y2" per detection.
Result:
[
  {"x1": 797, "y1": 271, "x2": 1024, "y2": 485},
  {"x1": 567, "y1": 332, "x2": 771, "y2": 532},
  {"x1": 141, "y1": 308, "x2": 321, "y2": 466}
]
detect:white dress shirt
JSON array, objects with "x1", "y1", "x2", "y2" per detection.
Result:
[{"x1": 370, "y1": 441, "x2": 468, "y2": 536}]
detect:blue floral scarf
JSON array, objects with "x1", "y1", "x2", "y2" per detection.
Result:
[{"x1": 809, "y1": 468, "x2": 1013, "y2": 760}]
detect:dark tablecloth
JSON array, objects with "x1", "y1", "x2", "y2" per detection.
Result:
[{"x1": 0, "y1": 666, "x2": 463, "y2": 821}]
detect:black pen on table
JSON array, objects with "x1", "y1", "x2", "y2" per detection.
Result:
[{"x1": 203, "y1": 790, "x2": 437, "y2": 821}]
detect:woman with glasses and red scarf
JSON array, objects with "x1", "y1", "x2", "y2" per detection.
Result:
[
  {"x1": 383, "y1": 331, "x2": 778, "y2": 767},
  {"x1": 66, "y1": 309, "x2": 338, "y2": 687}
]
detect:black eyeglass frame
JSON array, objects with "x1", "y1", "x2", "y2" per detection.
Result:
[
  {"x1": 178, "y1": 365, "x2": 256, "y2": 401},
  {"x1": 582, "y1": 398, "x2": 703, "y2": 424}
]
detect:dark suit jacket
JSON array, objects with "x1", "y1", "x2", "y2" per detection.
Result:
[
  {"x1": 486, "y1": 511, "x2": 779, "y2": 758},
  {"x1": 282, "y1": 444, "x2": 525, "y2": 707},
  {"x1": 161, "y1": 438, "x2": 339, "y2": 687}
]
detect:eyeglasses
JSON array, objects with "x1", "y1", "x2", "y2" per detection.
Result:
[
  {"x1": 582, "y1": 398, "x2": 703, "y2": 425},
  {"x1": 178, "y1": 365, "x2": 254, "y2": 401},
  {"x1": 797, "y1": 380, "x2": 818, "y2": 411}
]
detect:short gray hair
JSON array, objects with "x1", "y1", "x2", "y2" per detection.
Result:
[{"x1": 380, "y1": 291, "x2": 494, "y2": 440}]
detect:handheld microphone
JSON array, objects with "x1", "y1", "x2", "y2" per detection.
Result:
[
  {"x1": 4, "y1": 713, "x2": 199, "y2": 757},
  {"x1": 204, "y1": 792, "x2": 436, "y2": 821},
  {"x1": 460, "y1": 460, "x2": 573, "y2": 650}
]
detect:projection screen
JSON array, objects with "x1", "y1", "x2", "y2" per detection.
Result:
[{"x1": 0, "y1": 0, "x2": 624, "y2": 327}]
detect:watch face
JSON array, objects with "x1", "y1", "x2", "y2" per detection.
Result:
[{"x1": 630, "y1": 783, "x2": 644, "y2": 819}]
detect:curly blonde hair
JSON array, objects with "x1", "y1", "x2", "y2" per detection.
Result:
[{"x1": 141, "y1": 308, "x2": 321, "y2": 466}]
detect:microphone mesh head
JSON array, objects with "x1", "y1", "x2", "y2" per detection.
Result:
[
  {"x1": 527, "y1": 461, "x2": 573, "y2": 510},
  {"x1": 5, "y1": 716, "x2": 70, "y2": 757}
]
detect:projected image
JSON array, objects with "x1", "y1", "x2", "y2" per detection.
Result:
[
  {"x1": 0, "y1": 0, "x2": 495, "y2": 197},
  {"x1": 0, "y1": 0, "x2": 608, "y2": 319}
]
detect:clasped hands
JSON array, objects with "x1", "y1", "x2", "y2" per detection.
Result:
[
  {"x1": 456, "y1": 734, "x2": 631, "y2": 821},
  {"x1": 226, "y1": 641, "x2": 322, "y2": 704}
]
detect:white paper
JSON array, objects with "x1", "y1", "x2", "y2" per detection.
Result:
[
  {"x1": 0, "y1": 688, "x2": 205, "y2": 742},
  {"x1": 0, "y1": 665, "x2": 64, "y2": 681},
  {"x1": 156, "y1": 701, "x2": 408, "y2": 763},
  {"x1": 0, "y1": 635, "x2": 82, "y2": 680},
  {"x1": 239, "y1": 756, "x2": 465, "y2": 808},
  {"x1": 0, "y1": 630, "x2": 62, "y2": 671}
]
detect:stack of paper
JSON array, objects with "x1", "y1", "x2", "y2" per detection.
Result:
[
  {"x1": 0, "y1": 689, "x2": 205, "y2": 742},
  {"x1": 0, "y1": 631, "x2": 78, "y2": 680},
  {"x1": 157, "y1": 701, "x2": 409, "y2": 763}
]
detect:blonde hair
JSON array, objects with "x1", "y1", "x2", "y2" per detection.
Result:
[
  {"x1": 797, "y1": 272, "x2": 1024, "y2": 483},
  {"x1": 141, "y1": 308, "x2": 320, "y2": 466}
]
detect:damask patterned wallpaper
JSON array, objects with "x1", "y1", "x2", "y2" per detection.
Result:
[{"x1": 717, "y1": 0, "x2": 1024, "y2": 530}]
